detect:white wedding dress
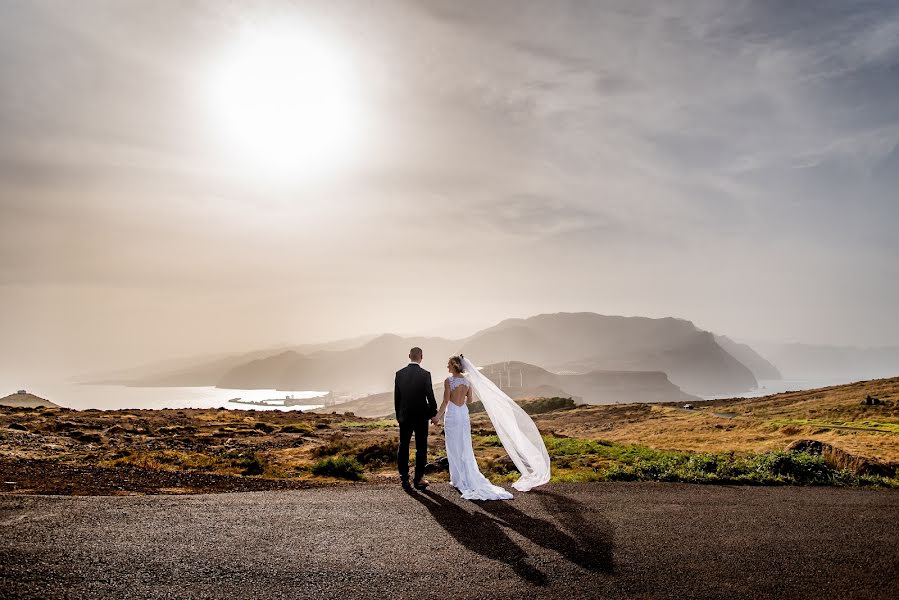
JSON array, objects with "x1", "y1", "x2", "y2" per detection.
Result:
[
  {"x1": 443, "y1": 357, "x2": 551, "y2": 500},
  {"x1": 444, "y1": 374, "x2": 513, "y2": 500}
]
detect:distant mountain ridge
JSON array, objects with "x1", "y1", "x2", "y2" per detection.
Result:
[
  {"x1": 218, "y1": 334, "x2": 460, "y2": 392},
  {"x1": 76, "y1": 335, "x2": 380, "y2": 387},
  {"x1": 95, "y1": 312, "x2": 772, "y2": 397},
  {"x1": 460, "y1": 313, "x2": 757, "y2": 395},
  {"x1": 315, "y1": 360, "x2": 698, "y2": 418},
  {"x1": 714, "y1": 336, "x2": 782, "y2": 380}
]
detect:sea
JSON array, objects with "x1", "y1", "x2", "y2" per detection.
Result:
[
  {"x1": 698, "y1": 377, "x2": 878, "y2": 401},
  {"x1": 1, "y1": 375, "x2": 886, "y2": 411},
  {"x1": 1, "y1": 379, "x2": 326, "y2": 412}
]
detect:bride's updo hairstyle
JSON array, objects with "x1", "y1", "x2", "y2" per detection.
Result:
[{"x1": 449, "y1": 355, "x2": 465, "y2": 375}]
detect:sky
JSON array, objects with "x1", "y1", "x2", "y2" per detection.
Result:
[{"x1": 2, "y1": 0, "x2": 899, "y2": 382}]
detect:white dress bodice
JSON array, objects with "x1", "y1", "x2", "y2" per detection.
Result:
[
  {"x1": 447, "y1": 375, "x2": 468, "y2": 391},
  {"x1": 447, "y1": 376, "x2": 469, "y2": 415}
]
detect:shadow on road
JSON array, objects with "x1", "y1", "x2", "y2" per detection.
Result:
[
  {"x1": 407, "y1": 487, "x2": 547, "y2": 585},
  {"x1": 472, "y1": 489, "x2": 614, "y2": 574},
  {"x1": 533, "y1": 490, "x2": 615, "y2": 573},
  {"x1": 410, "y1": 486, "x2": 615, "y2": 582}
]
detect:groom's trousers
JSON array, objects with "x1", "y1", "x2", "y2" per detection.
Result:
[{"x1": 397, "y1": 418, "x2": 429, "y2": 482}]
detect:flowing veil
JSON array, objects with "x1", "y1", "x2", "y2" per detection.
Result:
[{"x1": 461, "y1": 356, "x2": 551, "y2": 491}]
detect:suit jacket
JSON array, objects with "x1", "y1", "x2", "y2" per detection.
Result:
[{"x1": 394, "y1": 363, "x2": 438, "y2": 424}]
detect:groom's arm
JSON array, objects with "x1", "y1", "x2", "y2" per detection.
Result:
[
  {"x1": 433, "y1": 379, "x2": 450, "y2": 424},
  {"x1": 394, "y1": 374, "x2": 401, "y2": 421},
  {"x1": 425, "y1": 372, "x2": 438, "y2": 418}
]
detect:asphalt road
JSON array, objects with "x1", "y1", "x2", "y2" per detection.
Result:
[{"x1": 2, "y1": 483, "x2": 898, "y2": 599}]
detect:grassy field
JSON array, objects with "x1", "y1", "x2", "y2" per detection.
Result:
[
  {"x1": 1, "y1": 376, "x2": 897, "y2": 494},
  {"x1": 523, "y1": 377, "x2": 899, "y2": 463}
]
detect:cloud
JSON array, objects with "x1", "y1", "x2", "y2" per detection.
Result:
[{"x1": 2, "y1": 0, "x2": 899, "y2": 377}]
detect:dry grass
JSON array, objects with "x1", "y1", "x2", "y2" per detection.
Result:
[
  {"x1": 520, "y1": 377, "x2": 899, "y2": 462},
  {"x1": 99, "y1": 449, "x2": 226, "y2": 472},
  {"x1": 0, "y1": 405, "x2": 407, "y2": 484},
  {"x1": 2, "y1": 377, "x2": 898, "y2": 493}
]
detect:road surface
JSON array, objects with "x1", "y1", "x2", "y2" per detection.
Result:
[{"x1": 2, "y1": 482, "x2": 898, "y2": 599}]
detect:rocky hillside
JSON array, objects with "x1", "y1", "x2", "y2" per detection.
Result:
[
  {"x1": 462, "y1": 314, "x2": 758, "y2": 395},
  {"x1": 96, "y1": 312, "x2": 766, "y2": 397},
  {"x1": 316, "y1": 361, "x2": 698, "y2": 418},
  {"x1": 528, "y1": 376, "x2": 899, "y2": 465},
  {"x1": 1, "y1": 376, "x2": 896, "y2": 495},
  {"x1": 478, "y1": 361, "x2": 697, "y2": 405},
  {"x1": 217, "y1": 334, "x2": 460, "y2": 393},
  {"x1": 0, "y1": 391, "x2": 59, "y2": 408},
  {"x1": 714, "y1": 335, "x2": 781, "y2": 380}
]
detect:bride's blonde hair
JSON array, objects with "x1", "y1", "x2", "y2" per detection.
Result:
[{"x1": 449, "y1": 355, "x2": 465, "y2": 374}]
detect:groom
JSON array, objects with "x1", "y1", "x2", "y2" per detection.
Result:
[{"x1": 394, "y1": 347, "x2": 438, "y2": 490}]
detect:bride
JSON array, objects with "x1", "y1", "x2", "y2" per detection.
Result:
[{"x1": 432, "y1": 355, "x2": 550, "y2": 500}]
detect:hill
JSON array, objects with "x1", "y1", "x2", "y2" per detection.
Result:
[
  {"x1": 316, "y1": 361, "x2": 698, "y2": 418},
  {"x1": 75, "y1": 335, "x2": 380, "y2": 387},
  {"x1": 526, "y1": 376, "x2": 899, "y2": 464},
  {"x1": 714, "y1": 335, "x2": 781, "y2": 380},
  {"x1": 212, "y1": 313, "x2": 760, "y2": 396},
  {"x1": 476, "y1": 361, "x2": 697, "y2": 405},
  {"x1": 217, "y1": 334, "x2": 460, "y2": 393},
  {"x1": 461, "y1": 313, "x2": 756, "y2": 395},
  {"x1": 0, "y1": 391, "x2": 59, "y2": 408},
  {"x1": 95, "y1": 313, "x2": 770, "y2": 396}
]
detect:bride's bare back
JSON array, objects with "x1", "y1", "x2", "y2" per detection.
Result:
[{"x1": 445, "y1": 375, "x2": 471, "y2": 407}]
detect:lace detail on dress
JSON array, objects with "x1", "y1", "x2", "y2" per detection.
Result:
[{"x1": 447, "y1": 375, "x2": 468, "y2": 391}]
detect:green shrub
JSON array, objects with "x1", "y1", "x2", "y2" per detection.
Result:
[
  {"x1": 542, "y1": 435, "x2": 614, "y2": 456},
  {"x1": 223, "y1": 449, "x2": 265, "y2": 475},
  {"x1": 312, "y1": 435, "x2": 355, "y2": 458},
  {"x1": 281, "y1": 423, "x2": 313, "y2": 434},
  {"x1": 469, "y1": 397, "x2": 575, "y2": 415},
  {"x1": 311, "y1": 456, "x2": 364, "y2": 480},
  {"x1": 538, "y1": 435, "x2": 898, "y2": 487},
  {"x1": 240, "y1": 453, "x2": 265, "y2": 475},
  {"x1": 520, "y1": 397, "x2": 576, "y2": 414},
  {"x1": 473, "y1": 435, "x2": 503, "y2": 447},
  {"x1": 748, "y1": 451, "x2": 831, "y2": 484},
  {"x1": 353, "y1": 438, "x2": 399, "y2": 466}
]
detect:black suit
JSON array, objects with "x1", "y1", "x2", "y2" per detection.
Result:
[{"x1": 394, "y1": 363, "x2": 438, "y2": 482}]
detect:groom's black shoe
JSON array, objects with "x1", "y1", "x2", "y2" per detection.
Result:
[
  {"x1": 413, "y1": 478, "x2": 430, "y2": 490},
  {"x1": 401, "y1": 478, "x2": 412, "y2": 490}
]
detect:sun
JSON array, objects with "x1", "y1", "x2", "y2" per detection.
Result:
[{"x1": 206, "y1": 26, "x2": 361, "y2": 179}]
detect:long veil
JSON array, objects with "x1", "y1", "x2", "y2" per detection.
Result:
[{"x1": 461, "y1": 356, "x2": 550, "y2": 491}]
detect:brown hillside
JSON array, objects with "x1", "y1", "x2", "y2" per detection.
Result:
[
  {"x1": 518, "y1": 377, "x2": 899, "y2": 462},
  {"x1": 0, "y1": 392, "x2": 59, "y2": 409},
  {"x1": 316, "y1": 361, "x2": 697, "y2": 418}
]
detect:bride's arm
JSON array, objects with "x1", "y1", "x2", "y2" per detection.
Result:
[{"x1": 434, "y1": 380, "x2": 450, "y2": 423}]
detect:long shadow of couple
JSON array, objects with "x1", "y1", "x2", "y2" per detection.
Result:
[{"x1": 407, "y1": 486, "x2": 614, "y2": 586}]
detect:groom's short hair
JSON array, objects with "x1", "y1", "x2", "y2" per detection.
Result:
[{"x1": 409, "y1": 347, "x2": 423, "y2": 361}]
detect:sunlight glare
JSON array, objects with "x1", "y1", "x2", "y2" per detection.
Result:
[{"x1": 207, "y1": 26, "x2": 361, "y2": 180}]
